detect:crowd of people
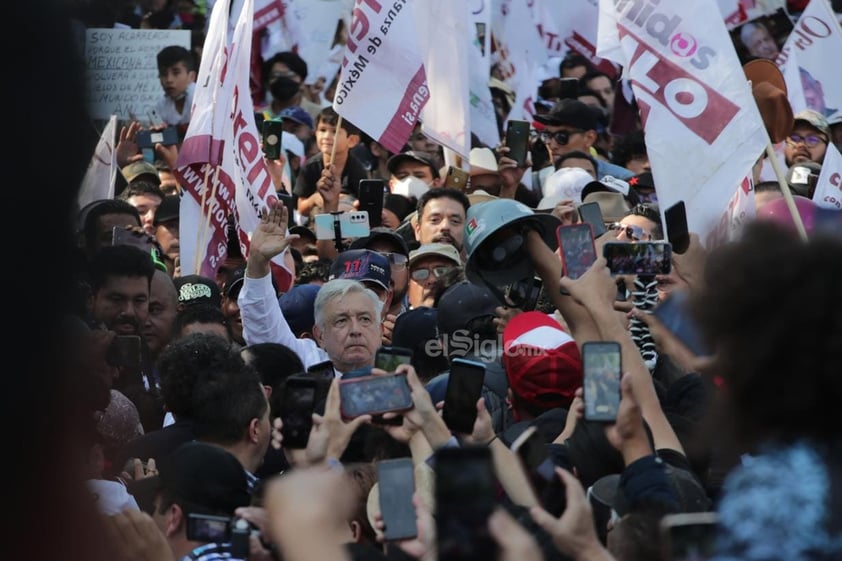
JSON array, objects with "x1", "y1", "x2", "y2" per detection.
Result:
[{"x1": 27, "y1": 1, "x2": 842, "y2": 561}]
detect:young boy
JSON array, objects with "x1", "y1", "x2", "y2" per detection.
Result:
[
  {"x1": 293, "y1": 106, "x2": 369, "y2": 219},
  {"x1": 154, "y1": 45, "x2": 197, "y2": 133}
]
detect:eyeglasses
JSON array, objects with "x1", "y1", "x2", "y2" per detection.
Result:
[
  {"x1": 609, "y1": 222, "x2": 651, "y2": 242},
  {"x1": 410, "y1": 266, "x2": 454, "y2": 282},
  {"x1": 786, "y1": 133, "x2": 828, "y2": 148},
  {"x1": 378, "y1": 251, "x2": 407, "y2": 270},
  {"x1": 539, "y1": 129, "x2": 584, "y2": 145}
]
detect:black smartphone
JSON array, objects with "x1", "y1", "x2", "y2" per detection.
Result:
[
  {"x1": 660, "y1": 512, "x2": 718, "y2": 561},
  {"x1": 339, "y1": 373, "x2": 413, "y2": 420},
  {"x1": 254, "y1": 111, "x2": 266, "y2": 131},
  {"x1": 377, "y1": 458, "x2": 417, "y2": 541},
  {"x1": 358, "y1": 179, "x2": 386, "y2": 228},
  {"x1": 262, "y1": 118, "x2": 284, "y2": 160},
  {"x1": 186, "y1": 513, "x2": 231, "y2": 543},
  {"x1": 442, "y1": 358, "x2": 486, "y2": 434},
  {"x1": 277, "y1": 192, "x2": 295, "y2": 220},
  {"x1": 444, "y1": 165, "x2": 470, "y2": 191},
  {"x1": 582, "y1": 341, "x2": 622, "y2": 422},
  {"x1": 307, "y1": 360, "x2": 335, "y2": 413},
  {"x1": 603, "y1": 241, "x2": 672, "y2": 276},
  {"x1": 510, "y1": 426, "x2": 566, "y2": 516},
  {"x1": 558, "y1": 77, "x2": 579, "y2": 99},
  {"x1": 106, "y1": 335, "x2": 142, "y2": 370},
  {"x1": 279, "y1": 376, "x2": 317, "y2": 449},
  {"x1": 578, "y1": 201, "x2": 607, "y2": 238},
  {"x1": 557, "y1": 223, "x2": 597, "y2": 280},
  {"x1": 375, "y1": 346, "x2": 413, "y2": 372},
  {"x1": 652, "y1": 290, "x2": 709, "y2": 357},
  {"x1": 505, "y1": 120, "x2": 531, "y2": 167},
  {"x1": 436, "y1": 446, "x2": 497, "y2": 561},
  {"x1": 665, "y1": 201, "x2": 690, "y2": 254}
]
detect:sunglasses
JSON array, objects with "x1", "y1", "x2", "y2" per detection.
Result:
[
  {"x1": 378, "y1": 251, "x2": 407, "y2": 270},
  {"x1": 786, "y1": 133, "x2": 827, "y2": 148},
  {"x1": 539, "y1": 129, "x2": 584, "y2": 145},
  {"x1": 609, "y1": 222, "x2": 650, "y2": 242},
  {"x1": 410, "y1": 266, "x2": 454, "y2": 282}
]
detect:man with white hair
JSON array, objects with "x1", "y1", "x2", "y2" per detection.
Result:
[{"x1": 238, "y1": 202, "x2": 383, "y2": 375}]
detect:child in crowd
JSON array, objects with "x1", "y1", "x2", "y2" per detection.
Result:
[{"x1": 154, "y1": 45, "x2": 196, "y2": 135}]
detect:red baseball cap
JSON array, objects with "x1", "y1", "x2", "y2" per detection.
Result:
[{"x1": 503, "y1": 312, "x2": 582, "y2": 410}]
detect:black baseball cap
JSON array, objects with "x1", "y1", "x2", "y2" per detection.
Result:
[
  {"x1": 534, "y1": 98, "x2": 598, "y2": 130},
  {"x1": 386, "y1": 150, "x2": 440, "y2": 178},
  {"x1": 349, "y1": 226, "x2": 410, "y2": 256}
]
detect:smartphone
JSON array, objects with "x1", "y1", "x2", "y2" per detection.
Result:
[
  {"x1": 603, "y1": 241, "x2": 672, "y2": 276},
  {"x1": 664, "y1": 201, "x2": 690, "y2": 254},
  {"x1": 557, "y1": 223, "x2": 597, "y2": 280},
  {"x1": 306, "y1": 360, "x2": 335, "y2": 414},
  {"x1": 262, "y1": 118, "x2": 284, "y2": 160},
  {"x1": 112, "y1": 226, "x2": 155, "y2": 252},
  {"x1": 186, "y1": 513, "x2": 231, "y2": 543},
  {"x1": 436, "y1": 446, "x2": 497, "y2": 561},
  {"x1": 443, "y1": 166, "x2": 470, "y2": 191},
  {"x1": 377, "y1": 458, "x2": 417, "y2": 540},
  {"x1": 277, "y1": 192, "x2": 295, "y2": 221},
  {"x1": 339, "y1": 373, "x2": 413, "y2": 419},
  {"x1": 106, "y1": 335, "x2": 142, "y2": 370},
  {"x1": 578, "y1": 201, "x2": 607, "y2": 238},
  {"x1": 505, "y1": 120, "x2": 531, "y2": 167},
  {"x1": 358, "y1": 179, "x2": 385, "y2": 228},
  {"x1": 505, "y1": 276, "x2": 542, "y2": 311},
  {"x1": 254, "y1": 111, "x2": 266, "y2": 132},
  {"x1": 510, "y1": 426, "x2": 566, "y2": 516},
  {"x1": 375, "y1": 346, "x2": 413, "y2": 372},
  {"x1": 313, "y1": 211, "x2": 371, "y2": 241},
  {"x1": 279, "y1": 376, "x2": 317, "y2": 449},
  {"x1": 137, "y1": 127, "x2": 179, "y2": 148},
  {"x1": 582, "y1": 341, "x2": 622, "y2": 422},
  {"x1": 652, "y1": 290, "x2": 709, "y2": 357},
  {"x1": 442, "y1": 358, "x2": 486, "y2": 434},
  {"x1": 660, "y1": 512, "x2": 718, "y2": 561},
  {"x1": 558, "y1": 77, "x2": 579, "y2": 99}
]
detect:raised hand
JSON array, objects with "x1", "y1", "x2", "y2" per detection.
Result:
[{"x1": 251, "y1": 201, "x2": 298, "y2": 262}]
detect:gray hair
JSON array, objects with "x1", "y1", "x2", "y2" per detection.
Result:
[
  {"x1": 740, "y1": 22, "x2": 767, "y2": 46},
  {"x1": 313, "y1": 279, "x2": 384, "y2": 330}
]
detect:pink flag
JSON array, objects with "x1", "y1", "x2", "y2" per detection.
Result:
[
  {"x1": 176, "y1": 0, "x2": 293, "y2": 290},
  {"x1": 332, "y1": 0, "x2": 429, "y2": 154}
]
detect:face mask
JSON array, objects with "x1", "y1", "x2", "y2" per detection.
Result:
[
  {"x1": 392, "y1": 176, "x2": 430, "y2": 200},
  {"x1": 270, "y1": 76, "x2": 301, "y2": 103}
]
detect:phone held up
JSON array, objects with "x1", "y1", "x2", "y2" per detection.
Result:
[
  {"x1": 375, "y1": 346, "x2": 413, "y2": 372},
  {"x1": 443, "y1": 165, "x2": 470, "y2": 191},
  {"x1": 578, "y1": 201, "x2": 607, "y2": 238},
  {"x1": 557, "y1": 223, "x2": 597, "y2": 280},
  {"x1": 582, "y1": 341, "x2": 622, "y2": 422},
  {"x1": 338, "y1": 373, "x2": 413, "y2": 420},
  {"x1": 358, "y1": 179, "x2": 386, "y2": 228},
  {"x1": 442, "y1": 357, "x2": 486, "y2": 434},
  {"x1": 313, "y1": 211, "x2": 371, "y2": 241},
  {"x1": 510, "y1": 426, "x2": 566, "y2": 516},
  {"x1": 279, "y1": 376, "x2": 317, "y2": 449},
  {"x1": 377, "y1": 458, "x2": 418, "y2": 541},
  {"x1": 262, "y1": 118, "x2": 284, "y2": 160},
  {"x1": 603, "y1": 241, "x2": 672, "y2": 276},
  {"x1": 505, "y1": 120, "x2": 531, "y2": 167},
  {"x1": 664, "y1": 201, "x2": 690, "y2": 254}
]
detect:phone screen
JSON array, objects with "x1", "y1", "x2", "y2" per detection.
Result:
[
  {"x1": 436, "y1": 446, "x2": 497, "y2": 561},
  {"x1": 603, "y1": 242, "x2": 672, "y2": 276},
  {"x1": 359, "y1": 180, "x2": 385, "y2": 228},
  {"x1": 557, "y1": 224, "x2": 597, "y2": 280},
  {"x1": 277, "y1": 192, "x2": 295, "y2": 222},
  {"x1": 307, "y1": 360, "x2": 335, "y2": 380},
  {"x1": 442, "y1": 358, "x2": 486, "y2": 434},
  {"x1": 505, "y1": 120, "x2": 530, "y2": 167},
  {"x1": 665, "y1": 201, "x2": 690, "y2": 254},
  {"x1": 578, "y1": 202, "x2": 607, "y2": 238},
  {"x1": 583, "y1": 341, "x2": 622, "y2": 422},
  {"x1": 375, "y1": 346, "x2": 413, "y2": 372},
  {"x1": 280, "y1": 376, "x2": 317, "y2": 449},
  {"x1": 339, "y1": 374, "x2": 413, "y2": 419},
  {"x1": 377, "y1": 458, "x2": 417, "y2": 540}
]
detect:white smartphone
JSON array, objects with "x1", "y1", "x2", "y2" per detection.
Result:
[{"x1": 313, "y1": 211, "x2": 371, "y2": 240}]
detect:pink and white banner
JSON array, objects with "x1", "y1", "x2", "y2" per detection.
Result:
[
  {"x1": 707, "y1": 176, "x2": 757, "y2": 248},
  {"x1": 718, "y1": 0, "x2": 786, "y2": 29},
  {"x1": 813, "y1": 142, "x2": 842, "y2": 210},
  {"x1": 541, "y1": 0, "x2": 619, "y2": 78},
  {"x1": 332, "y1": 0, "x2": 429, "y2": 154},
  {"x1": 78, "y1": 115, "x2": 117, "y2": 209},
  {"x1": 176, "y1": 0, "x2": 293, "y2": 289},
  {"x1": 776, "y1": 0, "x2": 842, "y2": 125},
  {"x1": 597, "y1": 0, "x2": 769, "y2": 246}
]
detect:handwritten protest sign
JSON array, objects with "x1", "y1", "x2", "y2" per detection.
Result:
[{"x1": 85, "y1": 28, "x2": 189, "y2": 121}]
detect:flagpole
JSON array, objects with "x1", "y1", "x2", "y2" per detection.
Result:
[
  {"x1": 329, "y1": 114, "x2": 343, "y2": 166},
  {"x1": 765, "y1": 141, "x2": 808, "y2": 241},
  {"x1": 194, "y1": 165, "x2": 213, "y2": 274}
]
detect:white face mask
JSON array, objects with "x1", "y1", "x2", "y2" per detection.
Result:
[{"x1": 392, "y1": 176, "x2": 430, "y2": 199}]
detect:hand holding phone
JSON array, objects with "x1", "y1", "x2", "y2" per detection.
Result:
[
  {"x1": 339, "y1": 373, "x2": 413, "y2": 419},
  {"x1": 505, "y1": 120, "x2": 531, "y2": 167},
  {"x1": 279, "y1": 376, "x2": 317, "y2": 449},
  {"x1": 442, "y1": 358, "x2": 486, "y2": 434},
  {"x1": 510, "y1": 426, "x2": 566, "y2": 516},
  {"x1": 313, "y1": 211, "x2": 371, "y2": 241},
  {"x1": 578, "y1": 202, "x2": 607, "y2": 238},
  {"x1": 358, "y1": 179, "x2": 385, "y2": 228},
  {"x1": 603, "y1": 242, "x2": 672, "y2": 276},
  {"x1": 377, "y1": 458, "x2": 417, "y2": 540},
  {"x1": 557, "y1": 223, "x2": 597, "y2": 280},
  {"x1": 262, "y1": 118, "x2": 284, "y2": 160},
  {"x1": 582, "y1": 341, "x2": 622, "y2": 422},
  {"x1": 665, "y1": 201, "x2": 690, "y2": 254},
  {"x1": 443, "y1": 166, "x2": 470, "y2": 191},
  {"x1": 375, "y1": 346, "x2": 413, "y2": 372}
]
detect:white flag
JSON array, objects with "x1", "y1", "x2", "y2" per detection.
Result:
[
  {"x1": 776, "y1": 0, "x2": 842, "y2": 125},
  {"x1": 597, "y1": 0, "x2": 769, "y2": 246},
  {"x1": 332, "y1": 0, "x2": 429, "y2": 154},
  {"x1": 707, "y1": 176, "x2": 757, "y2": 248},
  {"x1": 469, "y1": 2, "x2": 499, "y2": 149},
  {"x1": 176, "y1": 0, "x2": 294, "y2": 290},
  {"x1": 416, "y1": 0, "x2": 471, "y2": 159},
  {"x1": 813, "y1": 142, "x2": 842, "y2": 210},
  {"x1": 78, "y1": 115, "x2": 117, "y2": 209}
]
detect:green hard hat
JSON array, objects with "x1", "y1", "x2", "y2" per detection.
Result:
[{"x1": 464, "y1": 199, "x2": 560, "y2": 288}]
